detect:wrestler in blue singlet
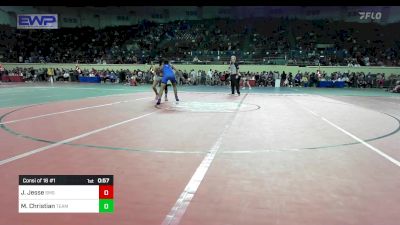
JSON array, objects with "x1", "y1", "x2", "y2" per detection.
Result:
[
  {"x1": 161, "y1": 64, "x2": 177, "y2": 84},
  {"x1": 156, "y1": 60, "x2": 180, "y2": 105}
]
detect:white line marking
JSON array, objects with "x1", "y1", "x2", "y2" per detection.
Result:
[
  {"x1": 179, "y1": 91, "x2": 310, "y2": 96},
  {"x1": 0, "y1": 97, "x2": 152, "y2": 125},
  {"x1": 223, "y1": 148, "x2": 301, "y2": 154},
  {"x1": 152, "y1": 150, "x2": 203, "y2": 154},
  {"x1": 179, "y1": 91, "x2": 222, "y2": 94},
  {"x1": 296, "y1": 99, "x2": 400, "y2": 168},
  {"x1": 321, "y1": 117, "x2": 400, "y2": 167},
  {"x1": 19, "y1": 86, "x2": 129, "y2": 91},
  {"x1": 161, "y1": 125, "x2": 226, "y2": 225},
  {"x1": 0, "y1": 95, "x2": 61, "y2": 102},
  {"x1": 302, "y1": 107, "x2": 319, "y2": 117},
  {"x1": 0, "y1": 92, "x2": 144, "y2": 109},
  {"x1": 0, "y1": 111, "x2": 157, "y2": 166},
  {"x1": 161, "y1": 95, "x2": 246, "y2": 225}
]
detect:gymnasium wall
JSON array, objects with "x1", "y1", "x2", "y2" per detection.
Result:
[
  {"x1": 1, "y1": 6, "x2": 400, "y2": 28},
  {"x1": 3, "y1": 63, "x2": 400, "y2": 77}
]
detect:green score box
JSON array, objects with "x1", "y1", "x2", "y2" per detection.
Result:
[{"x1": 99, "y1": 199, "x2": 114, "y2": 213}]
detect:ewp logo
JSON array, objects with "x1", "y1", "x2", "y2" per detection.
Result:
[
  {"x1": 359, "y1": 12, "x2": 382, "y2": 20},
  {"x1": 17, "y1": 14, "x2": 58, "y2": 29}
]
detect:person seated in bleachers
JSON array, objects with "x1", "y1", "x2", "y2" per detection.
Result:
[
  {"x1": 294, "y1": 71, "x2": 301, "y2": 87},
  {"x1": 254, "y1": 72, "x2": 260, "y2": 86},
  {"x1": 136, "y1": 71, "x2": 142, "y2": 84},
  {"x1": 366, "y1": 74, "x2": 373, "y2": 88},
  {"x1": 309, "y1": 72, "x2": 317, "y2": 87},
  {"x1": 219, "y1": 72, "x2": 228, "y2": 86},
  {"x1": 389, "y1": 81, "x2": 400, "y2": 93},
  {"x1": 281, "y1": 71, "x2": 287, "y2": 87},
  {"x1": 182, "y1": 70, "x2": 189, "y2": 85},
  {"x1": 348, "y1": 73, "x2": 354, "y2": 88},
  {"x1": 376, "y1": 73, "x2": 385, "y2": 88},
  {"x1": 89, "y1": 70, "x2": 95, "y2": 77},
  {"x1": 206, "y1": 69, "x2": 213, "y2": 85},
  {"x1": 259, "y1": 72, "x2": 267, "y2": 87},
  {"x1": 55, "y1": 68, "x2": 62, "y2": 81},
  {"x1": 0, "y1": 64, "x2": 4, "y2": 82},
  {"x1": 189, "y1": 69, "x2": 196, "y2": 85},
  {"x1": 200, "y1": 70, "x2": 207, "y2": 85},
  {"x1": 124, "y1": 72, "x2": 131, "y2": 86},
  {"x1": 287, "y1": 72, "x2": 293, "y2": 87},
  {"x1": 63, "y1": 70, "x2": 70, "y2": 82},
  {"x1": 283, "y1": 77, "x2": 289, "y2": 87},
  {"x1": 24, "y1": 70, "x2": 33, "y2": 82},
  {"x1": 211, "y1": 71, "x2": 218, "y2": 86},
  {"x1": 358, "y1": 73, "x2": 367, "y2": 88},
  {"x1": 341, "y1": 75, "x2": 349, "y2": 87},
  {"x1": 301, "y1": 74, "x2": 308, "y2": 87},
  {"x1": 266, "y1": 72, "x2": 274, "y2": 87},
  {"x1": 98, "y1": 71, "x2": 106, "y2": 83}
]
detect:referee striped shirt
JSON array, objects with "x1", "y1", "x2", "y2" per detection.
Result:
[{"x1": 229, "y1": 63, "x2": 239, "y2": 75}]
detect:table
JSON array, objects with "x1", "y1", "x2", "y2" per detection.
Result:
[
  {"x1": 240, "y1": 79, "x2": 256, "y2": 87},
  {"x1": 1, "y1": 75, "x2": 24, "y2": 82},
  {"x1": 19, "y1": 175, "x2": 114, "y2": 213},
  {"x1": 249, "y1": 80, "x2": 256, "y2": 87},
  {"x1": 78, "y1": 76, "x2": 101, "y2": 83},
  {"x1": 275, "y1": 79, "x2": 281, "y2": 87},
  {"x1": 319, "y1": 81, "x2": 345, "y2": 88}
]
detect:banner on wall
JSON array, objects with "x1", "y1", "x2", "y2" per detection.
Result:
[{"x1": 17, "y1": 14, "x2": 58, "y2": 29}]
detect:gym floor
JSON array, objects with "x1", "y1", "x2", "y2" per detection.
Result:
[{"x1": 0, "y1": 83, "x2": 399, "y2": 225}]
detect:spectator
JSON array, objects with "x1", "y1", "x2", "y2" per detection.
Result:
[
  {"x1": 266, "y1": 72, "x2": 274, "y2": 87},
  {"x1": 389, "y1": 81, "x2": 400, "y2": 93},
  {"x1": 343, "y1": 75, "x2": 350, "y2": 87},
  {"x1": 294, "y1": 71, "x2": 301, "y2": 87},
  {"x1": 376, "y1": 73, "x2": 385, "y2": 88},
  {"x1": 281, "y1": 71, "x2": 287, "y2": 86},
  {"x1": 47, "y1": 67, "x2": 54, "y2": 83},
  {"x1": 63, "y1": 70, "x2": 70, "y2": 81},
  {"x1": 301, "y1": 74, "x2": 308, "y2": 87},
  {"x1": 287, "y1": 72, "x2": 293, "y2": 87},
  {"x1": 0, "y1": 63, "x2": 4, "y2": 82},
  {"x1": 309, "y1": 72, "x2": 317, "y2": 87},
  {"x1": 207, "y1": 69, "x2": 213, "y2": 85},
  {"x1": 366, "y1": 74, "x2": 373, "y2": 88}
]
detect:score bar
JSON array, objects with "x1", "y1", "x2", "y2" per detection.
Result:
[{"x1": 18, "y1": 175, "x2": 114, "y2": 213}]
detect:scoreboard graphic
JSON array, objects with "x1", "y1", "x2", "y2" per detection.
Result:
[{"x1": 18, "y1": 175, "x2": 114, "y2": 213}]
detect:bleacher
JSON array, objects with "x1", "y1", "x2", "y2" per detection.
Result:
[{"x1": 1, "y1": 18, "x2": 400, "y2": 66}]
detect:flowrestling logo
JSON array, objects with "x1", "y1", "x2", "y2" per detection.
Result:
[
  {"x1": 17, "y1": 14, "x2": 58, "y2": 29},
  {"x1": 359, "y1": 11, "x2": 382, "y2": 20}
]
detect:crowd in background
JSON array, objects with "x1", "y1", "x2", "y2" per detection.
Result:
[
  {"x1": 1, "y1": 18, "x2": 400, "y2": 66},
  {"x1": 1, "y1": 65, "x2": 399, "y2": 92},
  {"x1": 1, "y1": 16, "x2": 400, "y2": 92}
]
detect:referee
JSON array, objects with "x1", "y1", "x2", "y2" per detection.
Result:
[{"x1": 229, "y1": 55, "x2": 240, "y2": 96}]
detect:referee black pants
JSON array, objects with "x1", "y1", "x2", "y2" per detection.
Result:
[{"x1": 230, "y1": 74, "x2": 240, "y2": 95}]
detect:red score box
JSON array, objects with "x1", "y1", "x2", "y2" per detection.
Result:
[{"x1": 99, "y1": 185, "x2": 114, "y2": 199}]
